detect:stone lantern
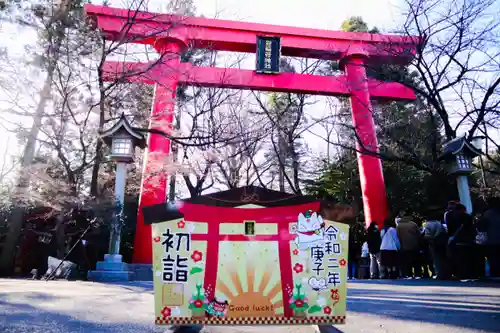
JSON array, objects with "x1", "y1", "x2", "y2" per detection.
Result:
[
  {"x1": 88, "y1": 114, "x2": 145, "y2": 281},
  {"x1": 441, "y1": 135, "x2": 483, "y2": 214},
  {"x1": 101, "y1": 113, "x2": 146, "y2": 163}
]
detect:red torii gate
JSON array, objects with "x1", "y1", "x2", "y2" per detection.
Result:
[{"x1": 84, "y1": 4, "x2": 419, "y2": 265}]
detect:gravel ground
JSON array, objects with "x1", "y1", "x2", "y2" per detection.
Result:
[{"x1": 0, "y1": 278, "x2": 499, "y2": 333}]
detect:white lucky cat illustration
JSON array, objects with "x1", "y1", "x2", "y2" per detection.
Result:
[{"x1": 294, "y1": 210, "x2": 325, "y2": 251}]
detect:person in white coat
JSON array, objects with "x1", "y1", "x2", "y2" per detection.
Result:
[{"x1": 380, "y1": 219, "x2": 401, "y2": 279}]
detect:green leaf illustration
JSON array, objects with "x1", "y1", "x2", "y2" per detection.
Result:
[
  {"x1": 308, "y1": 305, "x2": 322, "y2": 314},
  {"x1": 190, "y1": 267, "x2": 203, "y2": 275}
]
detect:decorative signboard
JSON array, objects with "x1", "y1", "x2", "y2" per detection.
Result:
[
  {"x1": 148, "y1": 202, "x2": 348, "y2": 326},
  {"x1": 256, "y1": 36, "x2": 281, "y2": 74}
]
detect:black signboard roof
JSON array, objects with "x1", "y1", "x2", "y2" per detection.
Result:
[
  {"x1": 183, "y1": 185, "x2": 318, "y2": 207},
  {"x1": 142, "y1": 186, "x2": 321, "y2": 224}
]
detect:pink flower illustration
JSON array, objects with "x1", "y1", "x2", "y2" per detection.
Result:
[
  {"x1": 161, "y1": 306, "x2": 171, "y2": 318},
  {"x1": 191, "y1": 250, "x2": 203, "y2": 262},
  {"x1": 293, "y1": 263, "x2": 304, "y2": 274}
]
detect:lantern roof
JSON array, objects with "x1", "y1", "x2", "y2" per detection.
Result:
[
  {"x1": 441, "y1": 135, "x2": 482, "y2": 160},
  {"x1": 99, "y1": 113, "x2": 146, "y2": 149}
]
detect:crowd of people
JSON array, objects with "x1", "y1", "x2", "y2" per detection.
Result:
[{"x1": 350, "y1": 198, "x2": 500, "y2": 281}]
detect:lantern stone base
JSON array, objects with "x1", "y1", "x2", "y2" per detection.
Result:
[
  {"x1": 87, "y1": 254, "x2": 134, "y2": 282},
  {"x1": 128, "y1": 264, "x2": 153, "y2": 281}
]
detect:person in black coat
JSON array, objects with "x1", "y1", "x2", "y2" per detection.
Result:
[
  {"x1": 348, "y1": 222, "x2": 365, "y2": 280},
  {"x1": 449, "y1": 211, "x2": 478, "y2": 279},
  {"x1": 446, "y1": 204, "x2": 467, "y2": 238},
  {"x1": 479, "y1": 197, "x2": 500, "y2": 277},
  {"x1": 366, "y1": 222, "x2": 382, "y2": 279}
]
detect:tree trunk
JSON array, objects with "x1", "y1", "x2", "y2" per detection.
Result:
[
  {"x1": 90, "y1": 34, "x2": 110, "y2": 198},
  {"x1": 90, "y1": 139, "x2": 103, "y2": 197},
  {"x1": 183, "y1": 175, "x2": 198, "y2": 198},
  {"x1": 0, "y1": 67, "x2": 53, "y2": 275},
  {"x1": 278, "y1": 132, "x2": 286, "y2": 192},
  {"x1": 54, "y1": 213, "x2": 66, "y2": 259},
  {"x1": 0, "y1": 0, "x2": 71, "y2": 275},
  {"x1": 168, "y1": 109, "x2": 181, "y2": 202},
  {"x1": 291, "y1": 148, "x2": 301, "y2": 195},
  {"x1": 168, "y1": 142, "x2": 178, "y2": 202}
]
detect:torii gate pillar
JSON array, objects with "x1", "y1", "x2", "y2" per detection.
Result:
[
  {"x1": 343, "y1": 54, "x2": 388, "y2": 225},
  {"x1": 133, "y1": 38, "x2": 187, "y2": 265}
]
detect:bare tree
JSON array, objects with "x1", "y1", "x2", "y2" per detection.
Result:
[
  {"x1": 250, "y1": 58, "x2": 327, "y2": 194},
  {"x1": 0, "y1": 0, "x2": 198, "y2": 274},
  {"x1": 358, "y1": 0, "x2": 500, "y2": 176},
  {"x1": 0, "y1": 0, "x2": 93, "y2": 274},
  {"x1": 177, "y1": 83, "x2": 246, "y2": 196},
  {"x1": 399, "y1": 0, "x2": 499, "y2": 137},
  {"x1": 306, "y1": 0, "x2": 499, "y2": 182},
  {"x1": 86, "y1": 0, "x2": 254, "y2": 200},
  {"x1": 204, "y1": 95, "x2": 267, "y2": 190}
]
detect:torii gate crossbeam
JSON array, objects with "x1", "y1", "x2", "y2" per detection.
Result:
[
  {"x1": 84, "y1": 4, "x2": 419, "y2": 265},
  {"x1": 102, "y1": 62, "x2": 416, "y2": 99}
]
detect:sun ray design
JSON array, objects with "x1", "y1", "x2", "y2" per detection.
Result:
[
  {"x1": 216, "y1": 241, "x2": 283, "y2": 317},
  {"x1": 257, "y1": 266, "x2": 272, "y2": 294},
  {"x1": 266, "y1": 283, "x2": 282, "y2": 301},
  {"x1": 247, "y1": 262, "x2": 255, "y2": 293},
  {"x1": 274, "y1": 300, "x2": 284, "y2": 309},
  {"x1": 230, "y1": 270, "x2": 245, "y2": 295},
  {"x1": 216, "y1": 281, "x2": 234, "y2": 301}
]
